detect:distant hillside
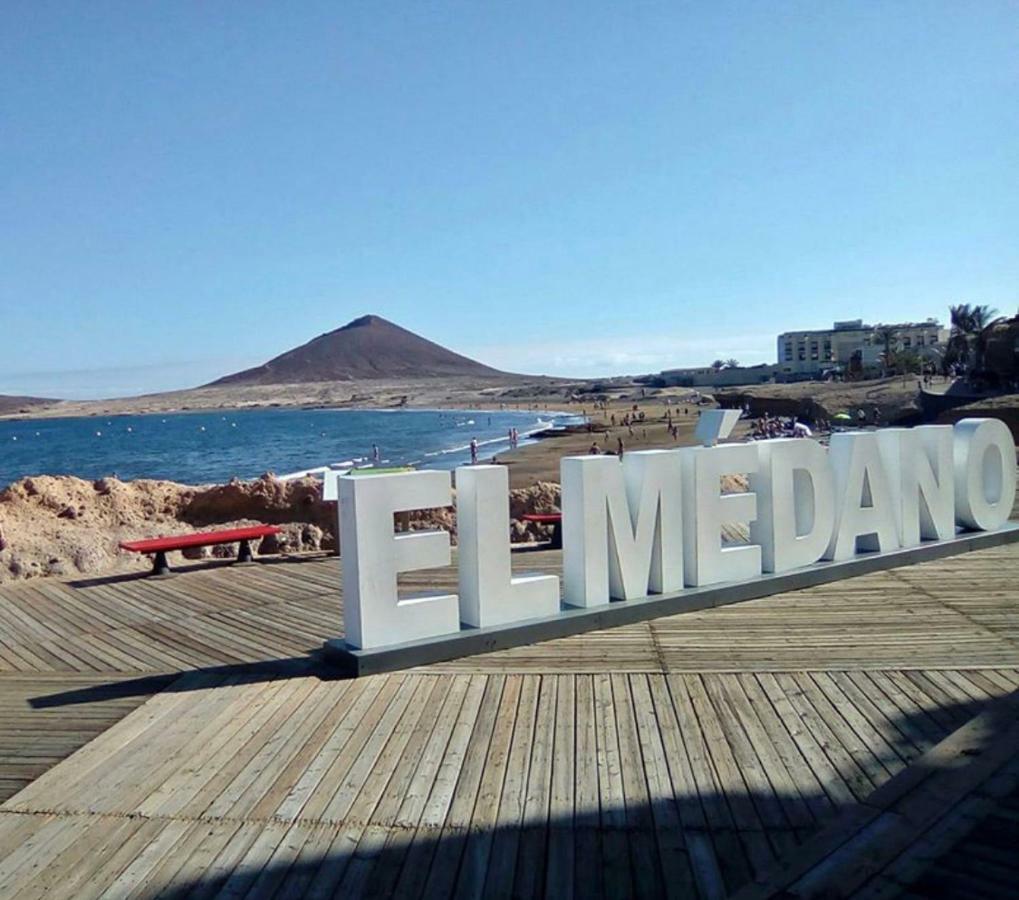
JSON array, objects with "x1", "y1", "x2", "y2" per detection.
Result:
[
  {"x1": 208, "y1": 315, "x2": 507, "y2": 386},
  {"x1": 0, "y1": 395, "x2": 54, "y2": 416}
]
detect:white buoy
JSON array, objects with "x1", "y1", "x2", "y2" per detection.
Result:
[{"x1": 96, "y1": 431, "x2": 102, "y2": 437}]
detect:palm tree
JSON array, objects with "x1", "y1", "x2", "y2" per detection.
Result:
[
  {"x1": 970, "y1": 304, "x2": 1000, "y2": 372},
  {"x1": 949, "y1": 303, "x2": 1000, "y2": 373},
  {"x1": 875, "y1": 326, "x2": 898, "y2": 376},
  {"x1": 724, "y1": 358, "x2": 740, "y2": 369},
  {"x1": 710, "y1": 359, "x2": 724, "y2": 371},
  {"x1": 948, "y1": 303, "x2": 974, "y2": 369}
]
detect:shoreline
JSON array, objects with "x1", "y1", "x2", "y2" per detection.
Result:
[{"x1": 0, "y1": 375, "x2": 592, "y2": 422}]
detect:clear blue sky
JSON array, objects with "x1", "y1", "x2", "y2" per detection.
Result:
[{"x1": 2, "y1": 2, "x2": 1017, "y2": 398}]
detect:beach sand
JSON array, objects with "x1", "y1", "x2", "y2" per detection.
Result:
[{"x1": 498, "y1": 396, "x2": 745, "y2": 489}]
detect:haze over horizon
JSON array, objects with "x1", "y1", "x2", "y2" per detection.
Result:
[{"x1": 2, "y1": 2, "x2": 1017, "y2": 399}]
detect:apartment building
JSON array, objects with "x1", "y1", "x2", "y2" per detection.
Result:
[{"x1": 777, "y1": 318, "x2": 948, "y2": 377}]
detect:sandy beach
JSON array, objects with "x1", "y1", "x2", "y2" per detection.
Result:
[{"x1": 498, "y1": 396, "x2": 736, "y2": 488}]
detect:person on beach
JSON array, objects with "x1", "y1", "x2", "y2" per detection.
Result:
[
  {"x1": 470, "y1": 438, "x2": 478, "y2": 465},
  {"x1": 589, "y1": 441, "x2": 600, "y2": 455},
  {"x1": 617, "y1": 436, "x2": 624, "y2": 457},
  {"x1": 372, "y1": 444, "x2": 380, "y2": 465}
]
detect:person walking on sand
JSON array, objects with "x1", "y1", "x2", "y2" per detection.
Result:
[
  {"x1": 617, "y1": 436, "x2": 624, "y2": 457},
  {"x1": 470, "y1": 438, "x2": 478, "y2": 465}
]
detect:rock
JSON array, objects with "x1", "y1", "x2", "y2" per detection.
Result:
[
  {"x1": 57, "y1": 505, "x2": 78, "y2": 519},
  {"x1": 259, "y1": 522, "x2": 326, "y2": 554},
  {"x1": 72, "y1": 546, "x2": 106, "y2": 574},
  {"x1": 509, "y1": 481, "x2": 561, "y2": 520},
  {"x1": 46, "y1": 559, "x2": 70, "y2": 577}
]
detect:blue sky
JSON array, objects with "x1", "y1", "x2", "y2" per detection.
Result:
[{"x1": 2, "y1": 2, "x2": 1017, "y2": 398}]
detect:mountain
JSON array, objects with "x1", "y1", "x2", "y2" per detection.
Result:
[
  {"x1": 208, "y1": 315, "x2": 507, "y2": 386},
  {"x1": 0, "y1": 395, "x2": 54, "y2": 416}
]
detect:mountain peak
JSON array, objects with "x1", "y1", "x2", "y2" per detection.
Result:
[
  {"x1": 343, "y1": 314, "x2": 388, "y2": 329},
  {"x1": 208, "y1": 315, "x2": 506, "y2": 386}
]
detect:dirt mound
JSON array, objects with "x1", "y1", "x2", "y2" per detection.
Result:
[
  {"x1": 0, "y1": 474, "x2": 337, "y2": 583},
  {"x1": 0, "y1": 474, "x2": 579, "y2": 583}
]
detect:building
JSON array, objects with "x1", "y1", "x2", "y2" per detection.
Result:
[
  {"x1": 777, "y1": 318, "x2": 949, "y2": 378},
  {"x1": 648, "y1": 363, "x2": 780, "y2": 388}
]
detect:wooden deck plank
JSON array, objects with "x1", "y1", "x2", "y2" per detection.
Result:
[{"x1": 0, "y1": 539, "x2": 1015, "y2": 896}]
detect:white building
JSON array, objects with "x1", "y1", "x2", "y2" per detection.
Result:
[{"x1": 777, "y1": 319, "x2": 948, "y2": 378}]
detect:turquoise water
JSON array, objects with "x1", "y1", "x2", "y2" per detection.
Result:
[{"x1": 0, "y1": 407, "x2": 577, "y2": 488}]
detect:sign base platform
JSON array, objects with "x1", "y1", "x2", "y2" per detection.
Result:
[{"x1": 322, "y1": 524, "x2": 1019, "y2": 677}]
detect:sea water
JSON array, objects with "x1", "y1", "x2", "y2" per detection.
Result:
[{"x1": 0, "y1": 407, "x2": 578, "y2": 489}]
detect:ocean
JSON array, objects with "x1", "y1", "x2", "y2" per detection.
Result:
[{"x1": 0, "y1": 407, "x2": 578, "y2": 489}]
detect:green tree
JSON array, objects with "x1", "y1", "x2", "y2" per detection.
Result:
[
  {"x1": 947, "y1": 304, "x2": 974, "y2": 369},
  {"x1": 948, "y1": 303, "x2": 1000, "y2": 372},
  {"x1": 724, "y1": 358, "x2": 740, "y2": 369},
  {"x1": 970, "y1": 304, "x2": 1000, "y2": 372},
  {"x1": 710, "y1": 359, "x2": 724, "y2": 371}
]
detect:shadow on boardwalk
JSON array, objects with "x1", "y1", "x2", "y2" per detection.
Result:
[
  {"x1": 97, "y1": 685, "x2": 1019, "y2": 898},
  {"x1": 27, "y1": 654, "x2": 343, "y2": 707}
]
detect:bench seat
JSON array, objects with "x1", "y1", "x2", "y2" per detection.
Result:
[{"x1": 120, "y1": 525, "x2": 282, "y2": 575}]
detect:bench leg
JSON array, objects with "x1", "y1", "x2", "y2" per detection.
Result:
[
  {"x1": 151, "y1": 551, "x2": 171, "y2": 577},
  {"x1": 237, "y1": 539, "x2": 254, "y2": 564},
  {"x1": 550, "y1": 522, "x2": 563, "y2": 550}
]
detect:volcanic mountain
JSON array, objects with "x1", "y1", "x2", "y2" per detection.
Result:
[
  {"x1": 208, "y1": 315, "x2": 507, "y2": 386},
  {"x1": 0, "y1": 395, "x2": 54, "y2": 415}
]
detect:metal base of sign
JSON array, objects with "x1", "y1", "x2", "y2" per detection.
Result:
[{"x1": 322, "y1": 524, "x2": 1019, "y2": 677}]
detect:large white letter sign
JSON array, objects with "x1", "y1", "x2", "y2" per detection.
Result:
[
  {"x1": 456, "y1": 465, "x2": 559, "y2": 628},
  {"x1": 750, "y1": 438, "x2": 835, "y2": 573},
  {"x1": 825, "y1": 432, "x2": 900, "y2": 561},
  {"x1": 878, "y1": 426, "x2": 955, "y2": 547},
  {"x1": 561, "y1": 450, "x2": 683, "y2": 607},
  {"x1": 680, "y1": 444, "x2": 762, "y2": 586},
  {"x1": 954, "y1": 418, "x2": 1017, "y2": 531},
  {"x1": 339, "y1": 470, "x2": 459, "y2": 650}
]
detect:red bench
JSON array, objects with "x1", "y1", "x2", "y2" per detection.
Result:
[
  {"x1": 119, "y1": 525, "x2": 282, "y2": 576},
  {"x1": 519, "y1": 513, "x2": 563, "y2": 549}
]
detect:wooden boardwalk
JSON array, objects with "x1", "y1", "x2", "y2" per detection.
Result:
[{"x1": 0, "y1": 542, "x2": 1017, "y2": 897}]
